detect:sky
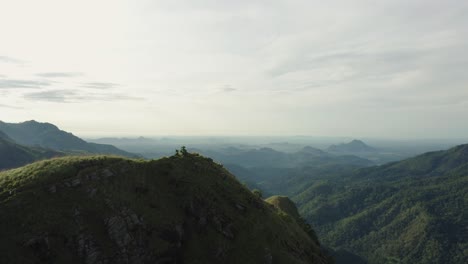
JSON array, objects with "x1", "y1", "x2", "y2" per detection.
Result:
[{"x1": 0, "y1": 0, "x2": 467, "y2": 138}]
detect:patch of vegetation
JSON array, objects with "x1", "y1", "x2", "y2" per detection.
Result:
[{"x1": 292, "y1": 144, "x2": 468, "y2": 264}]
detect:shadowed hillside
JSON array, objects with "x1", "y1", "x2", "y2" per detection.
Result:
[
  {"x1": 0, "y1": 130, "x2": 63, "y2": 170},
  {"x1": 0, "y1": 120, "x2": 138, "y2": 158}
]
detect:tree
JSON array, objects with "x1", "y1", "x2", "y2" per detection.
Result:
[{"x1": 180, "y1": 146, "x2": 188, "y2": 156}]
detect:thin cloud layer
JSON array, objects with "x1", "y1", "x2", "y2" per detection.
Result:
[
  {"x1": 0, "y1": 0, "x2": 467, "y2": 137},
  {"x1": 36, "y1": 72, "x2": 84, "y2": 78},
  {"x1": 0, "y1": 56, "x2": 23, "y2": 64},
  {"x1": 81, "y1": 82, "x2": 118, "y2": 89},
  {"x1": 24, "y1": 89, "x2": 143, "y2": 103},
  {"x1": 0, "y1": 103, "x2": 23, "y2": 109},
  {"x1": 0, "y1": 79, "x2": 51, "y2": 89}
]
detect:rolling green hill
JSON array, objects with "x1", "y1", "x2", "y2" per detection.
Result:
[
  {"x1": 0, "y1": 130, "x2": 63, "y2": 170},
  {"x1": 0, "y1": 151, "x2": 331, "y2": 264},
  {"x1": 0, "y1": 120, "x2": 137, "y2": 157},
  {"x1": 294, "y1": 144, "x2": 468, "y2": 264}
]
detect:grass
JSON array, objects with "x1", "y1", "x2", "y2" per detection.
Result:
[{"x1": 0, "y1": 153, "x2": 330, "y2": 264}]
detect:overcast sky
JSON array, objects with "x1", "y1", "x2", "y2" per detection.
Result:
[{"x1": 1, "y1": 0, "x2": 467, "y2": 138}]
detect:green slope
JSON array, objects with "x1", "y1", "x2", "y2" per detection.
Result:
[
  {"x1": 266, "y1": 195, "x2": 302, "y2": 221},
  {"x1": 294, "y1": 144, "x2": 468, "y2": 264},
  {"x1": 0, "y1": 130, "x2": 63, "y2": 170},
  {"x1": 0, "y1": 152, "x2": 331, "y2": 264},
  {"x1": 0, "y1": 120, "x2": 137, "y2": 157}
]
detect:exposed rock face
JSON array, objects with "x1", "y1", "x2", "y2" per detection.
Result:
[{"x1": 0, "y1": 155, "x2": 331, "y2": 264}]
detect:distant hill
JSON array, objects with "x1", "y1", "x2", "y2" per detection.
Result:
[
  {"x1": 0, "y1": 153, "x2": 331, "y2": 264},
  {"x1": 294, "y1": 144, "x2": 468, "y2": 264},
  {"x1": 200, "y1": 146, "x2": 373, "y2": 169},
  {"x1": 300, "y1": 146, "x2": 327, "y2": 156},
  {"x1": 0, "y1": 120, "x2": 138, "y2": 158},
  {"x1": 327, "y1": 140, "x2": 376, "y2": 153},
  {"x1": 0, "y1": 130, "x2": 63, "y2": 170},
  {"x1": 221, "y1": 145, "x2": 373, "y2": 198}
]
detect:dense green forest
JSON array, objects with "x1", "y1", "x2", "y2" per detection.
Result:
[{"x1": 250, "y1": 144, "x2": 468, "y2": 263}]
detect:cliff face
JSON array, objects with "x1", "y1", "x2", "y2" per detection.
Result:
[{"x1": 0, "y1": 153, "x2": 331, "y2": 264}]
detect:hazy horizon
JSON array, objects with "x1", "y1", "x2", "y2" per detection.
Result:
[{"x1": 1, "y1": 0, "x2": 468, "y2": 138}]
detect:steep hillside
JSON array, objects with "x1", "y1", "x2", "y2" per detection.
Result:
[
  {"x1": 0, "y1": 152, "x2": 331, "y2": 264},
  {"x1": 0, "y1": 120, "x2": 137, "y2": 157},
  {"x1": 295, "y1": 144, "x2": 468, "y2": 264},
  {"x1": 0, "y1": 131, "x2": 63, "y2": 170}
]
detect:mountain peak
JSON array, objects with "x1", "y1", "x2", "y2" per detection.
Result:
[
  {"x1": 20, "y1": 120, "x2": 59, "y2": 130},
  {"x1": 0, "y1": 120, "x2": 136, "y2": 157},
  {"x1": 350, "y1": 139, "x2": 365, "y2": 145},
  {"x1": 328, "y1": 139, "x2": 376, "y2": 153}
]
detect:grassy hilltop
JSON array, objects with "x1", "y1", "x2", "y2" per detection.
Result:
[{"x1": 0, "y1": 151, "x2": 330, "y2": 264}]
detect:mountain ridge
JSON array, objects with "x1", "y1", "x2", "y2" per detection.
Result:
[
  {"x1": 294, "y1": 143, "x2": 468, "y2": 263},
  {"x1": 0, "y1": 132, "x2": 63, "y2": 170},
  {"x1": 0, "y1": 153, "x2": 331, "y2": 264},
  {"x1": 327, "y1": 140, "x2": 376, "y2": 153},
  {"x1": 0, "y1": 120, "x2": 138, "y2": 158}
]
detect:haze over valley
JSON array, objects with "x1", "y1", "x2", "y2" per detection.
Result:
[{"x1": 1, "y1": 1, "x2": 467, "y2": 263}]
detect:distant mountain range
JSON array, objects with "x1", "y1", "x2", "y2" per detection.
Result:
[
  {"x1": 197, "y1": 146, "x2": 374, "y2": 169},
  {"x1": 0, "y1": 130, "x2": 63, "y2": 170},
  {"x1": 0, "y1": 120, "x2": 138, "y2": 159},
  {"x1": 327, "y1": 139, "x2": 376, "y2": 153},
  {"x1": 1, "y1": 119, "x2": 465, "y2": 263}
]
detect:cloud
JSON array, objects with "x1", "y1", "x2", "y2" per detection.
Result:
[
  {"x1": 219, "y1": 85, "x2": 237, "y2": 93},
  {"x1": 81, "y1": 82, "x2": 118, "y2": 89},
  {"x1": 0, "y1": 56, "x2": 23, "y2": 64},
  {"x1": 36, "y1": 72, "x2": 84, "y2": 78},
  {"x1": 24, "y1": 89, "x2": 144, "y2": 103},
  {"x1": 2, "y1": 0, "x2": 468, "y2": 137},
  {"x1": 0, "y1": 78, "x2": 51, "y2": 89},
  {"x1": 24, "y1": 90, "x2": 75, "y2": 102},
  {"x1": 0, "y1": 103, "x2": 23, "y2": 109}
]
